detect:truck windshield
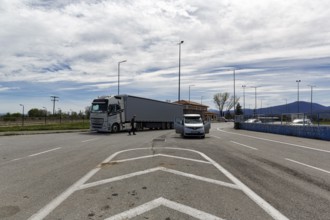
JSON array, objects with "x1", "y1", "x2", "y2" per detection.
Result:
[
  {"x1": 185, "y1": 117, "x2": 203, "y2": 124},
  {"x1": 91, "y1": 99, "x2": 108, "y2": 113}
]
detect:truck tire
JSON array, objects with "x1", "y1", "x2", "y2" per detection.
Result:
[{"x1": 112, "y1": 123, "x2": 120, "y2": 133}]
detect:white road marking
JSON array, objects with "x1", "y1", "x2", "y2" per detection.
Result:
[
  {"x1": 28, "y1": 148, "x2": 147, "y2": 220},
  {"x1": 230, "y1": 141, "x2": 258, "y2": 150},
  {"x1": 29, "y1": 147, "x2": 288, "y2": 220},
  {"x1": 111, "y1": 153, "x2": 211, "y2": 164},
  {"x1": 218, "y1": 128, "x2": 330, "y2": 153},
  {"x1": 210, "y1": 135, "x2": 222, "y2": 139},
  {"x1": 78, "y1": 167, "x2": 239, "y2": 191},
  {"x1": 105, "y1": 197, "x2": 224, "y2": 220},
  {"x1": 28, "y1": 147, "x2": 61, "y2": 157},
  {"x1": 81, "y1": 138, "x2": 98, "y2": 143},
  {"x1": 1, "y1": 147, "x2": 61, "y2": 166},
  {"x1": 193, "y1": 147, "x2": 289, "y2": 220},
  {"x1": 286, "y1": 158, "x2": 330, "y2": 174}
]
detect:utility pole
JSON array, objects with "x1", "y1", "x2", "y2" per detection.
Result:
[
  {"x1": 296, "y1": 80, "x2": 301, "y2": 114},
  {"x1": 242, "y1": 85, "x2": 246, "y2": 115},
  {"x1": 50, "y1": 96, "x2": 59, "y2": 115},
  {"x1": 307, "y1": 85, "x2": 316, "y2": 117},
  {"x1": 250, "y1": 86, "x2": 258, "y2": 117},
  {"x1": 178, "y1": 40, "x2": 184, "y2": 101}
]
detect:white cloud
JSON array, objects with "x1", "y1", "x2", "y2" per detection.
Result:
[{"x1": 1, "y1": 0, "x2": 330, "y2": 113}]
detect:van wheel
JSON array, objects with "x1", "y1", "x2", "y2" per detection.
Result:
[
  {"x1": 201, "y1": 135, "x2": 205, "y2": 139},
  {"x1": 112, "y1": 124, "x2": 120, "y2": 133}
]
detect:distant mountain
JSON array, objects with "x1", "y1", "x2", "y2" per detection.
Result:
[{"x1": 210, "y1": 101, "x2": 330, "y2": 116}]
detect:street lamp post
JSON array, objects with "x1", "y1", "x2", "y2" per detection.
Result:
[
  {"x1": 58, "y1": 108, "x2": 62, "y2": 124},
  {"x1": 201, "y1": 96, "x2": 204, "y2": 105},
  {"x1": 242, "y1": 85, "x2": 246, "y2": 115},
  {"x1": 250, "y1": 86, "x2": 258, "y2": 117},
  {"x1": 189, "y1": 85, "x2": 195, "y2": 102},
  {"x1": 178, "y1": 40, "x2": 184, "y2": 101},
  {"x1": 296, "y1": 80, "x2": 301, "y2": 114},
  {"x1": 19, "y1": 104, "x2": 24, "y2": 126},
  {"x1": 285, "y1": 98, "x2": 288, "y2": 113},
  {"x1": 118, "y1": 60, "x2": 127, "y2": 95},
  {"x1": 307, "y1": 85, "x2": 316, "y2": 117},
  {"x1": 233, "y1": 69, "x2": 236, "y2": 115},
  {"x1": 43, "y1": 107, "x2": 47, "y2": 125}
]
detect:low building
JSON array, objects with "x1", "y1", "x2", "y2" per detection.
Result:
[{"x1": 173, "y1": 100, "x2": 218, "y2": 121}]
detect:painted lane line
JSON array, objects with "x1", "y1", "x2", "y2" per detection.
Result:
[
  {"x1": 79, "y1": 167, "x2": 239, "y2": 191},
  {"x1": 163, "y1": 167, "x2": 239, "y2": 190},
  {"x1": 286, "y1": 158, "x2": 330, "y2": 174},
  {"x1": 230, "y1": 141, "x2": 258, "y2": 150},
  {"x1": 28, "y1": 147, "x2": 61, "y2": 157},
  {"x1": 210, "y1": 135, "x2": 222, "y2": 139},
  {"x1": 111, "y1": 154, "x2": 211, "y2": 164},
  {"x1": 81, "y1": 138, "x2": 98, "y2": 143},
  {"x1": 217, "y1": 128, "x2": 330, "y2": 154},
  {"x1": 1, "y1": 147, "x2": 61, "y2": 166},
  {"x1": 105, "y1": 197, "x2": 224, "y2": 220},
  {"x1": 195, "y1": 150, "x2": 289, "y2": 220}
]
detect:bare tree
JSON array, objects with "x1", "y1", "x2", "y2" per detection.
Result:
[
  {"x1": 225, "y1": 95, "x2": 240, "y2": 112},
  {"x1": 213, "y1": 92, "x2": 230, "y2": 117}
]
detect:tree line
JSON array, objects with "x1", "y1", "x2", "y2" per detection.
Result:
[{"x1": 1, "y1": 107, "x2": 90, "y2": 121}]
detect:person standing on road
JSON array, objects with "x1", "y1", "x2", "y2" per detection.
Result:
[{"x1": 128, "y1": 115, "x2": 136, "y2": 135}]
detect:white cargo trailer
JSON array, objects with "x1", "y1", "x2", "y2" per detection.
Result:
[{"x1": 90, "y1": 95, "x2": 183, "y2": 133}]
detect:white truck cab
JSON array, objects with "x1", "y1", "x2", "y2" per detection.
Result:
[{"x1": 174, "y1": 114, "x2": 211, "y2": 138}]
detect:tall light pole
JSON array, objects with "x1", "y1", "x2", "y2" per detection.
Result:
[
  {"x1": 233, "y1": 69, "x2": 236, "y2": 114},
  {"x1": 296, "y1": 80, "x2": 301, "y2": 114},
  {"x1": 307, "y1": 85, "x2": 316, "y2": 117},
  {"x1": 58, "y1": 108, "x2": 62, "y2": 124},
  {"x1": 201, "y1": 96, "x2": 204, "y2": 105},
  {"x1": 43, "y1": 107, "x2": 47, "y2": 125},
  {"x1": 118, "y1": 60, "x2": 127, "y2": 95},
  {"x1": 285, "y1": 98, "x2": 288, "y2": 113},
  {"x1": 178, "y1": 40, "x2": 184, "y2": 101},
  {"x1": 19, "y1": 104, "x2": 24, "y2": 126},
  {"x1": 189, "y1": 85, "x2": 195, "y2": 102},
  {"x1": 250, "y1": 86, "x2": 258, "y2": 117},
  {"x1": 242, "y1": 85, "x2": 246, "y2": 115}
]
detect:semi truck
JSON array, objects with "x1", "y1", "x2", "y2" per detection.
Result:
[{"x1": 90, "y1": 95, "x2": 183, "y2": 133}]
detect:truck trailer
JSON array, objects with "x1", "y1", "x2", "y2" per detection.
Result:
[{"x1": 90, "y1": 95, "x2": 183, "y2": 133}]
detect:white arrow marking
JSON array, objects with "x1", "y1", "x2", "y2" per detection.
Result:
[
  {"x1": 105, "y1": 197, "x2": 224, "y2": 220},
  {"x1": 29, "y1": 147, "x2": 288, "y2": 220},
  {"x1": 78, "y1": 166, "x2": 239, "y2": 190},
  {"x1": 111, "y1": 153, "x2": 211, "y2": 164}
]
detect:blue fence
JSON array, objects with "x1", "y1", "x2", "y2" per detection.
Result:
[{"x1": 239, "y1": 123, "x2": 330, "y2": 141}]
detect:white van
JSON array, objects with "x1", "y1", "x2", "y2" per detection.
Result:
[
  {"x1": 174, "y1": 114, "x2": 211, "y2": 138},
  {"x1": 290, "y1": 118, "x2": 313, "y2": 126}
]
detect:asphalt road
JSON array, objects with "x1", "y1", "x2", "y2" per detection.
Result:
[{"x1": 0, "y1": 123, "x2": 329, "y2": 220}]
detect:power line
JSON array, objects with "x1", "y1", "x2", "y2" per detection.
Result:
[{"x1": 50, "y1": 96, "x2": 59, "y2": 115}]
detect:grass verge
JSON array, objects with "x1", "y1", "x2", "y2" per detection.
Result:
[{"x1": 0, "y1": 122, "x2": 89, "y2": 132}]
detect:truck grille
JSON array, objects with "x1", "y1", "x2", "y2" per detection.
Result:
[{"x1": 91, "y1": 118, "x2": 104, "y2": 129}]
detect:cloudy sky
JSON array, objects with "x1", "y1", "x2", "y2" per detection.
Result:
[{"x1": 1, "y1": 0, "x2": 330, "y2": 114}]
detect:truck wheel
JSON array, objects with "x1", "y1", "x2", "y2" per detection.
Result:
[{"x1": 112, "y1": 124, "x2": 120, "y2": 133}]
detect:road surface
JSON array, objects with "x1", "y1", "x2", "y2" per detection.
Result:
[{"x1": 0, "y1": 123, "x2": 329, "y2": 219}]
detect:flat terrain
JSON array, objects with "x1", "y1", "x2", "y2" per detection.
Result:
[{"x1": 1, "y1": 123, "x2": 329, "y2": 220}]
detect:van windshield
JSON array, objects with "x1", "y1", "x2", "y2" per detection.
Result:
[{"x1": 185, "y1": 117, "x2": 203, "y2": 124}]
